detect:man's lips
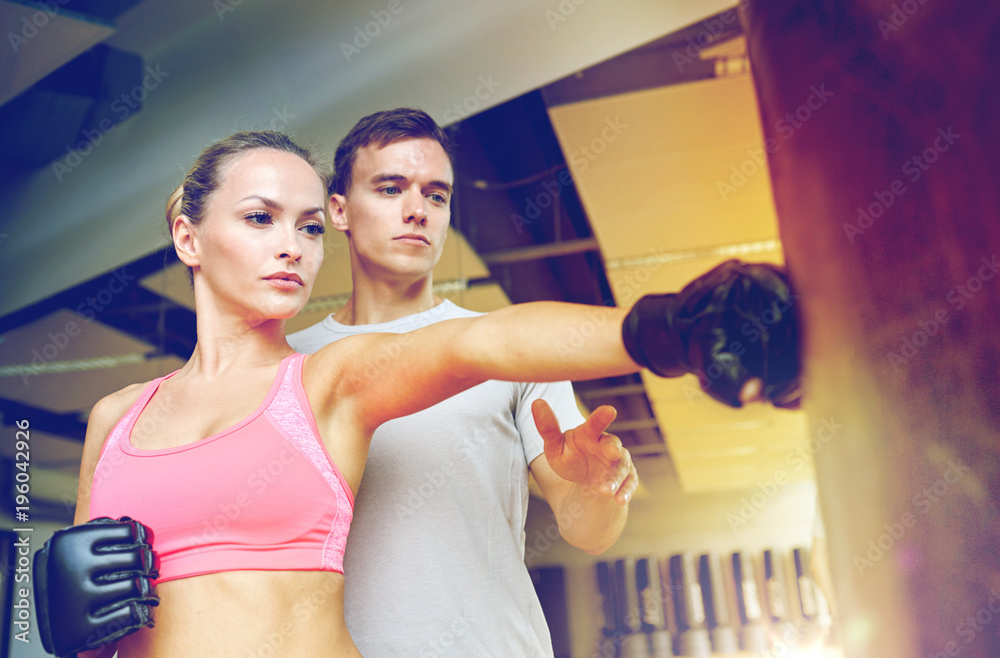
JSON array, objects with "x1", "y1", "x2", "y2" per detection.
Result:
[{"x1": 394, "y1": 233, "x2": 430, "y2": 245}]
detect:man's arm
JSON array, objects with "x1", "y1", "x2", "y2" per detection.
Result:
[{"x1": 528, "y1": 399, "x2": 636, "y2": 555}]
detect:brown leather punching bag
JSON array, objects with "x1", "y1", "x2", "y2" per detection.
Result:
[{"x1": 741, "y1": 2, "x2": 1000, "y2": 657}]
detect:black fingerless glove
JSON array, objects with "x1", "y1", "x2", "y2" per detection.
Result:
[
  {"x1": 622, "y1": 259, "x2": 801, "y2": 408},
  {"x1": 34, "y1": 516, "x2": 159, "y2": 657}
]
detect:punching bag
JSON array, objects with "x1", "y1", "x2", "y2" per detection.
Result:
[{"x1": 741, "y1": 2, "x2": 1000, "y2": 656}]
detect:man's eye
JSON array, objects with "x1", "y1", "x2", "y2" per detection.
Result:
[{"x1": 381, "y1": 186, "x2": 400, "y2": 196}]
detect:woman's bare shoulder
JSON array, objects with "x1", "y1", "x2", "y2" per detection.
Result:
[
  {"x1": 306, "y1": 333, "x2": 384, "y2": 363},
  {"x1": 76, "y1": 380, "x2": 155, "y2": 522},
  {"x1": 83, "y1": 380, "x2": 152, "y2": 448},
  {"x1": 299, "y1": 335, "x2": 396, "y2": 419},
  {"x1": 301, "y1": 334, "x2": 388, "y2": 384},
  {"x1": 91, "y1": 381, "x2": 149, "y2": 427}
]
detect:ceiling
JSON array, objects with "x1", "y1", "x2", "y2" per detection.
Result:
[
  {"x1": 0, "y1": 0, "x2": 815, "y2": 522},
  {"x1": 545, "y1": 38, "x2": 809, "y2": 492}
]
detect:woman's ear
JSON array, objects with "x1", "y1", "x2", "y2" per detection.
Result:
[
  {"x1": 329, "y1": 194, "x2": 350, "y2": 234},
  {"x1": 172, "y1": 215, "x2": 200, "y2": 267}
]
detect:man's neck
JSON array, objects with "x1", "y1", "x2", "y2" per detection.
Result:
[{"x1": 332, "y1": 274, "x2": 443, "y2": 326}]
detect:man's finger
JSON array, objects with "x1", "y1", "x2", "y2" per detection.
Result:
[
  {"x1": 531, "y1": 399, "x2": 563, "y2": 445},
  {"x1": 609, "y1": 449, "x2": 637, "y2": 503},
  {"x1": 596, "y1": 444, "x2": 632, "y2": 495},
  {"x1": 615, "y1": 466, "x2": 639, "y2": 505},
  {"x1": 582, "y1": 405, "x2": 618, "y2": 440},
  {"x1": 598, "y1": 433, "x2": 624, "y2": 461}
]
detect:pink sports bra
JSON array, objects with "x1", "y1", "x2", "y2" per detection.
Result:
[{"x1": 89, "y1": 353, "x2": 354, "y2": 584}]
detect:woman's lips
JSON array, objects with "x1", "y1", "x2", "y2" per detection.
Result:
[{"x1": 264, "y1": 273, "x2": 304, "y2": 290}]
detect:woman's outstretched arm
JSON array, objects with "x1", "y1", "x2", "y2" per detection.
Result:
[
  {"x1": 313, "y1": 301, "x2": 639, "y2": 434},
  {"x1": 455, "y1": 302, "x2": 637, "y2": 383},
  {"x1": 311, "y1": 259, "x2": 802, "y2": 435}
]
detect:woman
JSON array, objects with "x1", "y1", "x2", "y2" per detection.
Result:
[
  {"x1": 44, "y1": 131, "x2": 795, "y2": 658},
  {"x1": 53, "y1": 131, "x2": 644, "y2": 658}
]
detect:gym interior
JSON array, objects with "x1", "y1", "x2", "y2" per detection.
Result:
[{"x1": 1, "y1": 1, "x2": 995, "y2": 657}]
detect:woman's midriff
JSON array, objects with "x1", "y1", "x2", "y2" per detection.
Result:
[{"x1": 116, "y1": 570, "x2": 360, "y2": 657}]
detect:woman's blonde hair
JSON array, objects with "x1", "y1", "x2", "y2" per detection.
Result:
[
  {"x1": 166, "y1": 130, "x2": 325, "y2": 232},
  {"x1": 165, "y1": 131, "x2": 328, "y2": 280}
]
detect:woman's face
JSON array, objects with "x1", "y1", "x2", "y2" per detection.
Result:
[{"x1": 186, "y1": 148, "x2": 327, "y2": 323}]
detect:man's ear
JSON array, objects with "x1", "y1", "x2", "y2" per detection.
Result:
[
  {"x1": 329, "y1": 194, "x2": 350, "y2": 234},
  {"x1": 173, "y1": 215, "x2": 200, "y2": 267}
]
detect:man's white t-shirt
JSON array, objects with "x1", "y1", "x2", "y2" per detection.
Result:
[{"x1": 288, "y1": 300, "x2": 585, "y2": 657}]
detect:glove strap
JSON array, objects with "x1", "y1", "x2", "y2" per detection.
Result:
[{"x1": 622, "y1": 293, "x2": 690, "y2": 377}]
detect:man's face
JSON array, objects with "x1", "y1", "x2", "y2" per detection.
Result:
[{"x1": 331, "y1": 138, "x2": 454, "y2": 282}]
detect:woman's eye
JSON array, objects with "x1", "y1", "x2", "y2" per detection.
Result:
[
  {"x1": 245, "y1": 211, "x2": 272, "y2": 226},
  {"x1": 302, "y1": 223, "x2": 326, "y2": 236}
]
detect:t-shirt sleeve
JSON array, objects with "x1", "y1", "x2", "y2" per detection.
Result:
[
  {"x1": 515, "y1": 380, "x2": 587, "y2": 464},
  {"x1": 286, "y1": 322, "x2": 335, "y2": 354}
]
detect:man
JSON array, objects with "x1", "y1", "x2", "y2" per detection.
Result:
[{"x1": 288, "y1": 108, "x2": 637, "y2": 656}]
